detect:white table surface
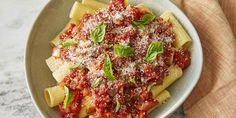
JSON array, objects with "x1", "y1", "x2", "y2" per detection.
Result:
[{"x1": 0, "y1": 0, "x2": 184, "y2": 117}]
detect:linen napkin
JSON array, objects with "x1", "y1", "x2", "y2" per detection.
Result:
[{"x1": 171, "y1": 0, "x2": 236, "y2": 117}]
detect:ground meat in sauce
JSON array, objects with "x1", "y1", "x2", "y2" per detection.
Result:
[{"x1": 56, "y1": 0, "x2": 191, "y2": 117}]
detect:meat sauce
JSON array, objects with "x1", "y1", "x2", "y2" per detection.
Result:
[{"x1": 56, "y1": 0, "x2": 191, "y2": 118}]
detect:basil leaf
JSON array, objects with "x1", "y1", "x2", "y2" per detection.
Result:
[
  {"x1": 63, "y1": 86, "x2": 72, "y2": 108},
  {"x1": 91, "y1": 78, "x2": 102, "y2": 88},
  {"x1": 140, "y1": 14, "x2": 156, "y2": 25},
  {"x1": 70, "y1": 63, "x2": 82, "y2": 70},
  {"x1": 115, "y1": 100, "x2": 121, "y2": 112},
  {"x1": 103, "y1": 55, "x2": 116, "y2": 81},
  {"x1": 132, "y1": 13, "x2": 155, "y2": 29},
  {"x1": 128, "y1": 77, "x2": 136, "y2": 84},
  {"x1": 91, "y1": 23, "x2": 106, "y2": 44},
  {"x1": 61, "y1": 39, "x2": 77, "y2": 48},
  {"x1": 114, "y1": 44, "x2": 134, "y2": 57},
  {"x1": 145, "y1": 41, "x2": 164, "y2": 63},
  {"x1": 132, "y1": 21, "x2": 145, "y2": 30}
]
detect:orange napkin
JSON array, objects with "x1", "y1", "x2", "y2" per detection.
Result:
[{"x1": 171, "y1": 0, "x2": 236, "y2": 117}]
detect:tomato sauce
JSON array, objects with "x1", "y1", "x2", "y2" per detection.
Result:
[{"x1": 56, "y1": 0, "x2": 191, "y2": 117}]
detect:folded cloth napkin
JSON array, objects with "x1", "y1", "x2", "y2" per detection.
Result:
[{"x1": 171, "y1": 0, "x2": 236, "y2": 117}]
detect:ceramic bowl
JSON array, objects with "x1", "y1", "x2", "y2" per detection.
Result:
[{"x1": 25, "y1": 0, "x2": 203, "y2": 117}]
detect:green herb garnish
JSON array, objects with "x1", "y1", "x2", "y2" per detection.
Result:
[
  {"x1": 114, "y1": 44, "x2": 134, "y2": 57},
  {"x1": 128, "y1": 77, "x2": 136, "y2": 84},
  {"x1": 61, "y1": 39, "x2": 77, "y2": 48},
  {"x1": 132, "y1": 14, "x2": 156, "y2": 30},
  {"x1": 90, "y1": 23, "x2": 106, "y2": 44},
  {"x1": 91, "y1": 78, "x2": 102, "y2": 88},
  {"x1": 115, "y1": 100, "x2": 121, "y2": 112},
  {"x1": 103, "y1": 55, "x2": 116, "y2": 81},
  {"x1": 145, "y1": 41, "x2": 164, "y2": 63},
  {"x1": 63, "y1": 86, "x2": 72, "y2": 108},
  {"x1": 70, "y1": 63, "x2": 82, "y2": 70}
]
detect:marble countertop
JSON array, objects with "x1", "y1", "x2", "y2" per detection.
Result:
[{"x1": 0, "y1": 0, "x2": 184, "y2": 117}]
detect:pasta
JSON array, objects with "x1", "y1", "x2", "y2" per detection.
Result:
[
  {"x1": 135, "y1": 4, "x2": 153, "y2": 14},
  {"x1": 44, "y1": 86, "x2": 65, "y2": 107},
  {"x1": 44, "y1": 0, "x2": 192, "y2": 117},
  {"x1": 51, "y1": 19, "x2": 78, "y2": 46},
  {"x1": 45, "y1": 56, "x2": 63, "y2": 72},
  {"x1": 160, "y1": 11, "x2": 192, "y2": 48},
  {"x1": 148, "y1": 90, "x2": 171, "y2": 113},
  {"x1": 82, "y1": 0, "x2": 108, "y2": 10},
  {"x1": 52, "y1": 63, "x2": 72, "y2": 82},
  {"x1": 69, "y1": 1, "x2": 95, "y2": 22},
  {"x1": 150, "y1": 65, "x2": 183, "y2": 98}
]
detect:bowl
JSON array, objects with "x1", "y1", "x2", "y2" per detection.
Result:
[{"x1": 25, "y1": 0, "x2": 203, "y2": 117}]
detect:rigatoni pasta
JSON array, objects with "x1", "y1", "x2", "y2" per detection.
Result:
[
  {"x1": 150, "y1": 65, "x2": 183, "y2": 98},
  {"x1": 52, "y1": 63, "x2": 72, "y2": 82},
  {"x1": 44, "y1": 86, "x2": 65, "y2": 107},
  {"x1": 51, "y1": 19, "x2": 78, "y2": 46},
  {"x1": 44, "y1": 0, "x2": 192, "y2": 117},
  {"x1": 160, "y1": 11, "x2": 192, "y2": 48},
  {"x1": 45, "y1": 56, "x2": 63, "y2": 72},
  {"x1": 82, "y1": 0, "x2": 108, "y2": 10},
  {"x1": 69, "y1": 1, "x2": 95, "y2": 22}
]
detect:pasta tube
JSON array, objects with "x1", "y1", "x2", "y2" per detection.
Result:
[
  {"x1": 45, "y1": 56, "x2": 63, "y2": 72},
  {"x1": 51, "y1": 19, "x2": 77, "y2": 46},
  {"x1": 135, "y1": 4, "x2": 153, "y2": 14},
  {"x1": 151, "y1": 65, "x2": 183, "y2": 98},
  {"x1": 69, "y1": 1, "x2": 95, "y2": 22},
  {"x1": 160, "y1": 11, "x2": 192, "y2": 48},
  {"x1": 44, "y1": 86, "x2": 65, "y2": 107},
  {"x1": 52, "y1": 63, "x2": 72, "y2": 82},
  {"x1": 80, "y1": 96, "x2": 94, "y2": 118},
  {"x1": 148, "y1": 90, "x2": 171, "y2": 113},
  {"x1": 82, "y1": 0, "x2": 108, "y2": 10}
]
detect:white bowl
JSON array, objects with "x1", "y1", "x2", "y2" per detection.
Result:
[{"x1": 25, "y1": 0, "x2": 203, "y2": 117}]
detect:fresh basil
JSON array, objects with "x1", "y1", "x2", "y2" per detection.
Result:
[
  {"x1": 128, "y1": 77, "x2": 136, "y2": 84},
  {"x1": 103, "y1": 55, "x2": 116, "y2": 81},
  {"x1": 91, "y1": 78, "x2": 102, "y2": 89},
  {"x1": 70, "y1": 63, "x2": 82, "y2": 70},
  {"x1": 145, "y1": 41, "x2": 164, "y2": 63},
  {"x1": 132, "y1": 21, "x2": 145, "y2": 30},
  {"x1": 114, "y1": 44, "x2": 134, "y2": 57},
  {"x1": 115, "y1": 100, "x2": 121, "y2": 112},
  {"x1": 61, "y1": 39, "x2": 77, "y2": 48},
  {"x1": 90, "y1": 23, "x2": 106, "y2": 44},
  {"x1": 140, "y1": 14, "x2": 156, "y2": 25},
  {"x1": 63, "y1": 86, "x2": 72, "y2": 108},
  {"x1": 132, "y1": 14, "x2": 156, "y2": 29}
]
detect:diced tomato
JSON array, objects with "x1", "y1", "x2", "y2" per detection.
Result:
[
  {"x1": 138, "y1": 111, "x2": 147, "y2": 118},
  {"x1": 174, "y1": 48, "x2": 191, "y2": 69},
  {"x1": 144, "y1": 65, "x2": 157, "y2": 82},
  {"x1": 163, "y1": 47, "x2": 174, "y2": 65},
  {"x1": 109, "y1": 0, "x2": 125, "y2": 12},
  {"x1": 59, "y1": 23, "x2": 76, "y2": 40},
  {"x1": 59, "y1": 91, "x2": 83, "y2": 118},
  {"x1": 137, "y1": 100, "x2": 158, "y2": 111},
  {"x1": 130, "y1": 7, "x2": 144, "y2": 20},
  {"x1": 60, "y1": 49, "x2": 69, "y2": 60}
]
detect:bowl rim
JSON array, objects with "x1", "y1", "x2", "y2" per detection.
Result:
[
  {"x1": 154, "y1": 0, "x2": 203, "y2": 117},
  {"x1": 24, "y1": 0, "x2": 203, "y2": 117},
  {"x1": 24, "y1": 0, "x2": 54, "y2": 117}
]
